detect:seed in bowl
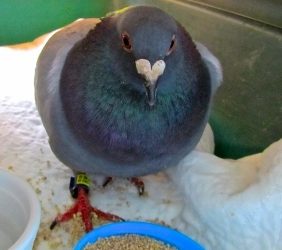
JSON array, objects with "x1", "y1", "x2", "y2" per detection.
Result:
[{"x1": 84, "y1": 234, "x2": 177, "y2": 250}]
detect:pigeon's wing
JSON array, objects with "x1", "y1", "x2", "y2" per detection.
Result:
[
  {"x1": 196, "y1": 42, "x2": 223, "y2": 95},
  {"x1": 35, "y1": 18, "x2": 99, "y2": 126},
  {"x1": 34, "y1": 19, "x2": 100, "y2": 171}
]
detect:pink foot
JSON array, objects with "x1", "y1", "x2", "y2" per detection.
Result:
[
  {"x1": 50, "y1": 187, "x2": 123, "y2": 232},
  {"x1": 103, "y1": 176, "x2": 145, "y2": 196}
]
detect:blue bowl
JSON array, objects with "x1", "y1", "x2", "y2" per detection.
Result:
[{"x1": 74, "y1": 221, "x2": 205, "y2": 250}]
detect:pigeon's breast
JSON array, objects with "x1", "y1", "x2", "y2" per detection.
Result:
[
  {"x1": 59, "y1": 35, "x2": 211, "y2": 175},
  {"x1": 62, "y1": 85, "x2": 209, "y2": 172}
]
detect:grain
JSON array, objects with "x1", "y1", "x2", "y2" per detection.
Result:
[{"x1": 84, "y1": 234, "x2": 177, "y2": 250}]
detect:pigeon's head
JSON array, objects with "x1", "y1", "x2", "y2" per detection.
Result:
[{"x1": 113, "y1": 6, "x2": 180, "y2": 106}]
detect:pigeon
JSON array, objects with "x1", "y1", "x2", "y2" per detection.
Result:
[{"x1": 35, "y1": 6, "x2": 222, "y2": 232}]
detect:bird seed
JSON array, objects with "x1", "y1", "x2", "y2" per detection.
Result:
[{"x1": 84, "y1": 234, "x2": 177, "y2": 250}]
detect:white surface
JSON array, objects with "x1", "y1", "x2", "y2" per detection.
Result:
[
  {"x1": 0, "y1": 32, "x2": 282, "y2": 250},
  {"x1": 0, "y1": 170, "x2": 41, "y2": 250}
]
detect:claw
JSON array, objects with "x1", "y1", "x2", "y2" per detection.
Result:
[
  {"x1": 50, "y1": 220, "x2": 58, "y2": 230},
  {"x1": 102, "y1": 177, "x2": 113, "y2": 188},
  {"x1": 128, "y1": 177, "x2": 145, "y2": 196}
]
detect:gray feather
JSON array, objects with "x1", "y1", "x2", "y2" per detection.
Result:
[{"x1": 35, "y1": 7, "x2": 222, "y2": 178}]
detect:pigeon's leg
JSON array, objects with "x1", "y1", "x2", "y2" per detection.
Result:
[
  {"x1": 128, "y1": 177, "x2": 145, "y2": 196},
  {"x1": 50, "y1": 173, "x2": 123, "y2": 232}
]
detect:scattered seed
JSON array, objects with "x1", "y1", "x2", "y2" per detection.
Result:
[
  {"x1": 8, "y1": 165, "x2": 14, "y2": 171},
  {"x1": 35, "y1": 187, "x2": 42, "y2": 194}
]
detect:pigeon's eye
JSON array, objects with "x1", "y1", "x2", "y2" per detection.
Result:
[
  {"x1": 166, "y1": 35, "x2": 176, "y2": 56},
  {"x1": 121, "y1": 32, "x2": 132, "y2": 52}
]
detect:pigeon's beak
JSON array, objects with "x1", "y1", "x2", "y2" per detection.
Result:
[
  {"x1": 145, "y1": 84, "x2": 157, "y2": 107},
  {"x1": 135, "y1": 59, "x2": 166, "y2": 107}
]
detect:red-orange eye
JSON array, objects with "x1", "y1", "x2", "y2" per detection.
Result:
[
  {"x1": 166, "y1": 35, "x2": 176, "y2": 56},
  {"x1": 121, "y1": 32, "x2": 132, "y2": 52}
]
